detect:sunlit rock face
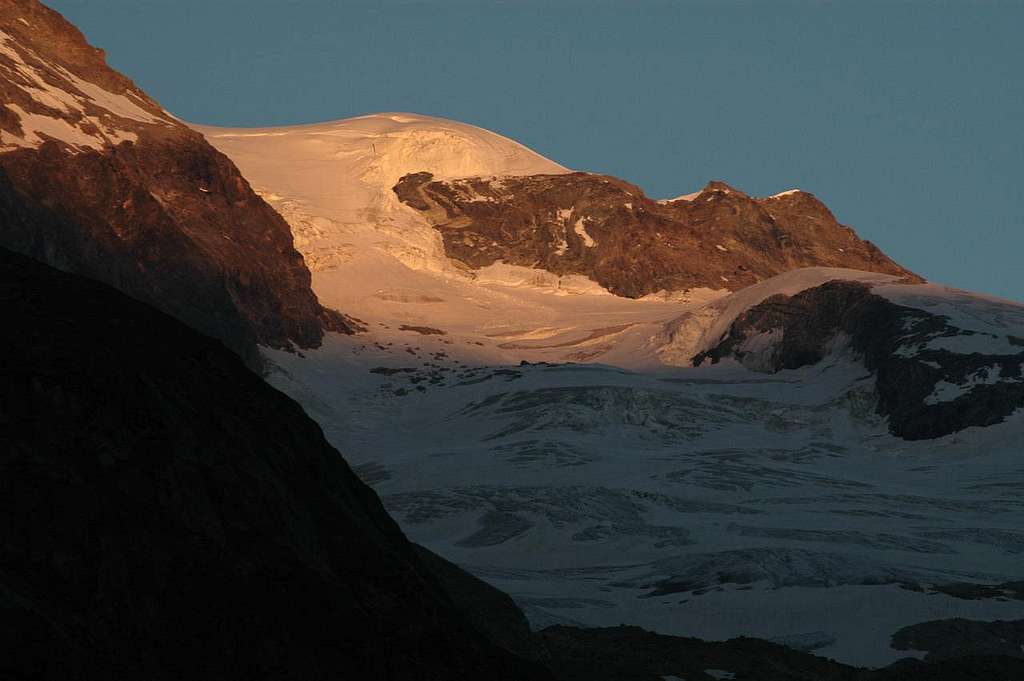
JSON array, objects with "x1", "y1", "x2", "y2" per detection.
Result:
[
  {"x1": 0, "y1": 0, "x2": 351, "y2": 369},
  {"x1": 394, "y1": 172, "x2": 918, "y2": 298}
]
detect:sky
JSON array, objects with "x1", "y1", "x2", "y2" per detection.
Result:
[{"x1": 48, "y1": 0, "x2": 1024, "y2": 300}]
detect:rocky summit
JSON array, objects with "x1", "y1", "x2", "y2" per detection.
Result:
[{"x1": 394, "y1": 171, "x2": 918, "y2": 297}]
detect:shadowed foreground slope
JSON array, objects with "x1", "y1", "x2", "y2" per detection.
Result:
[{"x1": 0, "y1": 246, "x2": 545, "y2": 680}]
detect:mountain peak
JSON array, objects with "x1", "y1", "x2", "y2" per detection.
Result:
[
  {"x1": 0, "y1": 1, "x2": 178, "y2": 152},
  {"x1": 700, "y1": 179, "x2": 747, "y2": 196},
  {"x1": 196, "y1": 111, "x2": 569, "y2": 190},
  {"x1": 766, "y1": 188, "x2": 804, "y2": 199},
  {"x1": 0, "y1": 0, "x2": 349, "y2": 367},
  {"x1": 392, "y1": 171, "x2": 918, "y2": 297}
]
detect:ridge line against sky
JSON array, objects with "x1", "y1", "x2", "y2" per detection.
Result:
[{"x1": 45, "y1": 0, "x2": 1024, "y2": 301}]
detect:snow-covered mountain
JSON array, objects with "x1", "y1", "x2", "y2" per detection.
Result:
[
  {"x1": 194, "y1": 113, "x2": 567, "y2": 274},
  {"x1": 4, "y1": 1, "x2": 1021, "y2": 676},
  {"x1": 198, "y1": 112, "x2": 1024, "y2": 667}
]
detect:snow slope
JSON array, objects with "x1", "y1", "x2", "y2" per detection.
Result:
[
  {"x1": 195, "y1": 113, "x2": 567, "y2": 275},
  {"x1": 265, "y1": 335, "x2": 1024, "y2": 668}
]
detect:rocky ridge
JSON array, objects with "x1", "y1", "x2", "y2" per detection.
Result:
[
  {"x1": 0, "y1": 0, "x2": 352, "y2": 368},
  {"x1": 394, "y1": 171, "x2": 918, "y2": 298}
]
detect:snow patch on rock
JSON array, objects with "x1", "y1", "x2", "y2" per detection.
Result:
[
  {"x1": 925, "y1": 367, "x2": 1014, "y2": 405},
  {"x1": 574, "y1": 217, "x2": 596, "y2": 248},
  {"x1": 657, "y1": 190, "x2": 701, "y2": 204},
  {"x1": 0, "y1": 29, "x2": 167, "y2": 152}
]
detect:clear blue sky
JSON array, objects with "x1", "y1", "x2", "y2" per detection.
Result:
[{"x1": 48, "y1": 0, "x2": 1024, "y2": 300}]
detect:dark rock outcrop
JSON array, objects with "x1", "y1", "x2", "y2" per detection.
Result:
[
  {"x1": 0, "y1": 0, "x2": 353, "y2": 369},
  {"x1": 394, "y1": 172, "x2": 917, "y2": 297},
  {"x1": 538, "y1": 626, "x2": 852, "y2": 681},
  {"x1": 891, "y1": 618, "x2": 1024, "y2": 662},
  {"x1": 0, "y1": 246, "x2": 546, "y2": 680},
  {"x1": 534, "y1": 624, "x2": 1024, "y2": 681},
  {"x1": 693, "y1": 281, "x2": 1024, "y2": 439}
]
